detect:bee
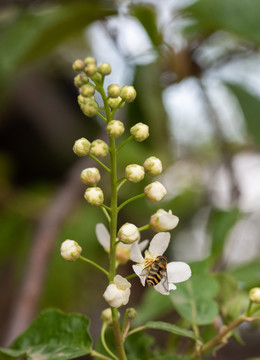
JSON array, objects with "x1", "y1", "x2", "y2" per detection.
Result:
[{"x1": 141, "y1": 256, "x2": 168, "y2": 290}]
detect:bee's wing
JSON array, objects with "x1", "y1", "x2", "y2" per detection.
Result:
[
  {"x1": 139, "y1": 265, "x2": 150, "y2": 286},
  {"x1": 154, "y1": 271, "x2": 169, "y2": 295}
]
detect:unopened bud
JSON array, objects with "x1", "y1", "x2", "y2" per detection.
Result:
[
  {"x1": 143, "y1": 156, "x2": 163, "y2": 176},
  {"x1": 150, "y1": 209, "x2": 179, "y2": 232},
  {"x1": 84, "y1": 187, "x2": 104, "y2": 206},
  {"x1": 120, "y1": 86, "x2": 136, "y2": 103},
  {"x1": 72, "y1": 59, "x2": 85, "y2": 72},
  {"x1": 118, "y1": 223, "x2": 140, "y2": 244},
  {"x1": 98, "y1": 63, "x2": 111, "y2": 76},
  {"x1": 249, "y1": 287, "x2": 260, "y2": 303},
  {"x1": 90, "y1": 139, "x2": 109, "y2": 157},
  {"x1": 107, "y1": 97, "x2": 124, "y2": 109},
  {"x1": 107, "y1": 84, "x2": 121, "y2": 98},
  {"x1": 60, "y1": 240, "x2": 82, "y2": 262},
  {"x1": 127, "y1": 308, "x2": 137, "y2": 320},
  {"x1": 84, "y1": 57, "x2": 97, "y2": 66},
  {"x1": 81, "y1": 167, "x2": 101, "y2": 186},
  {"x1": 101, "y1": 308, "x2": 119, "y2": 325},
  {"x1": 74, "y1": 74, "x2": 89, "y2": 87},
  {"x1": 107, "y1": 120, "x2": 125, "y2": 138},
  {"x1": 81, "y1": 100, "x2": 99, "y2": 117},
  {"x1": 144, "y1": 181, "x2": 167, "y2": 202},
  {"x1": 80, "y1": 84, "x2": 95, "y2": 97},
  {"x1": 125, "y1": 164, "x2": 145, "y2": 183},
  {"x1": 91, "y1": 72, "x2": 103, "y2": 84},
  {"x1": 130, "y1": 123, "x2": 149, "y2": 142},
  {"x1": 85, "y1": 63, "x2": 98, "y2": 76},
  {"x1": 73, "y1": 138, "x2": 91, "y2": 157}
]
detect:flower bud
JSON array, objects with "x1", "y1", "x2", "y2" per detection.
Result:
[
  {"x1": 85, "y1": 63, "x2": 98, "y2": 76},
  {"x1": 118, "y1": 223, "x2": 140, "y2": 244},
  {"x1": 84, "y1": 187, "x2": 104, "y2": 206},
  {"x1": 73, "y1": 138, "x2": 91, "y2": 157},
  {"x1": 127, "y1": 308, "x2": 137, "y2": 320},
  {"x1": 80, "y1": 84, "x2": 95, "y2": 97},
  {"x1": 81, "y1": 100, "x2": 99, "y2": 117},
  {"x1": 74, "y1": 74, "x2": 89, "y2": 87},
  {"x1": 107, "y1": 84, "x2": 121, "y2": 98},
  {"x1": 107, "y1": 97, "x2": 124, "y2": 109},
  {"x1": 144, "y1": 181, "x2": 167, "y2": 202},
  {"x1": 150, "y1": 209, "x2": 179, "y2": 232},
  {"x1": 103, "y1": 275, "x2": 131, "y2": 308},
  {"x1": 72, "y1": 59, "x2": 85, "y2": 72},
  {"x1": 101, "y1": 308, "x2": 119, "y2": 325},
  {"x1": 120, "y1": 86, "x2": 136, "y2": 103},
  {"x1": 143, "y1": 156, "x2": 163, "y2": 176},
  {"x1": 98, "y1": 63, "x2": 111, "y2": 76},
  {"x1": 90, "y1": 139, "x2": 109, "y2": 157},
  {"x1": 81, "y1": 167, "x2": 101, "y2": 186},
  {"x1": 116, "y1": 245, "x2": 131, "y2": 265},
  {"x1": 84, "y1": 57, "x2": 97, "y2": 66},
  {"x1": 107, "y1": 120, "x2": 125, "y2": 138},
  {"x1": 91, "y1": 72, "x2": 103, "y2": 84},
  {"x1": 130, "y1": 123, "x2": 149, "y2": 142},
  {"x1": 125, "y1": 164, "x2": 145, "y2": 183},
  {"x1": 60, "y1": 240, "x2": 82, "y2": 262},
  {"x1": 249, "y1": 287, "x2": 260, "y2": 303}
]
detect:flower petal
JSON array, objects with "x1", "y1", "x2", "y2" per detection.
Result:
[
  {"x1": 130, "y1": 241, "x2": 144, "y2": 263},
  {"x1": 114, "y1": 275, "x2": 131, "y2": 289},
  {"x1": 96, "y1": 223, "x2": 110, "y2": 250},
  {"x1": 149, "y1": 232, "x2": 170, "y2": 255},
  {"x1": 169, "y1": 283, "x2": 177, "y2": 291},
  {"x1": 154, "y1": 282, "x2": 169, "y2": 295},
  {"x1": 132, "y1": 264, "x2": 146, "y2": 286},
  {"x1": 167, "y1": 262, "x2": 192, "y2": 283},
  {"x1": 138, "y1": 239, "x2": 149, "y2": 252}
]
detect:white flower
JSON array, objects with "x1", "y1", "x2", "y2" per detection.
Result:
[
  {"x1": 60, "y1": 240, "x2": 82, "y2": 262},
  {"x1": 125, "y1": 164, "x2": 145, "y2": 183},
  {"x1": 96, "y1": 223, "x2": 148, "y2": 264},
  {"x1": 144, "y1": 181, "x2": 167, "y2": 202},
  {"x1": 103, "y1": 275, "x2": 131, "y2": 308},
  {"x1": 150, "y1": 209, "x2": 179, "y2": 232},
  {"x1": 118, "y1": 223, "x2": 140, "y2": 244},
  {"x1": 131, "y1": 232, "x2": 191, "y2": 295},
  {"x1": 143, "y1": 156, "x2": 163, "y2": 176}
]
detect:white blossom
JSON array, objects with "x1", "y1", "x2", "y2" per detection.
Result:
[
  {"x1": 103, "y1": 275, "x2": 131, "y2": 308},
  {"x1": 150, "y1": 209, "x2": 179, "y2": 232},
  {"x1": 131, "y1": 232, "x2": 191, "y2": 295}
]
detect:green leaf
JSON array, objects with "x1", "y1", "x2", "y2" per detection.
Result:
[
  {"x1": 214, "y1": 273, "x2": 242, "y2": 321},
  {"x1": 225, "y1": 83, "x2": 260, "y2": 149},
  {"x1": 145, "y1": 321, "x2": 198, "y2": 341},
  {"x1": 130, "y1": 3, "x2": 161, "y2": 48},
  {"x1": 0, "y1": 308, "x2": 92, "y2": 360},
  {"x1": 208, "y1": 208, "x2": 240, "y2": 257},
  {"x1": 125, "y1": 331, "x2": 155, "y2": 360},
  {"x1": 171, "y1": 274, "x2": 219, "y2": 325},
  {"x1": 182, "y1": 0, "x2": 260, "y2": 45},
  {"x1": 153, "y1": 356, "x2": 199, "y2": 360},
  {"x1": 229, "y1": 260, "x2": 260, "y2": 290}
]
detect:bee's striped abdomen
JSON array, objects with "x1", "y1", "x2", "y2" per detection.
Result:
[{"x1": 145, "y1": 256, "x2": 167, "y2": 287}]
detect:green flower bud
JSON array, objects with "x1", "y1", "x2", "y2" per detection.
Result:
[
  {"x1": 107, "y1": 97, "x2": 125, "y2": 109},
  {"x1": 72, "y1": 59, "x2": 85, "y2": 72},
  {"x1": 107, "y1": 84, "x2": 121, "y2": 98},
  {"x1": 130, "y1": 123, "x2": 149, "y2": 142},
  {"x1": 61, "y1": 240, "x2": 82, "y2": 262},
  {"x1": 98, "y1": 62, "x2": 111, "y2": 76},
  {"x1": 106, "y1": 120, "x2": 125, "y2": 138},
  {"x1": 84, "y1": 57, "x2": 97, "y2": 66},
  {"x1": 80, "y1": 83, "x2": 95, "y2": 97},
  {"x1": 125, "y1": 164, "x2": 145, "y2": 183},
  {"x1": 249, "y1": 287, "x2": 260, "y2": 303},
  {"x1": 81, "y1": 100, "x2": 99, "y2": 117},
  {"x1": 74, "y1": 74, "x2": 89, "y2": 88},
  {"x1": 84, "y1": 187, "x2": 104, "y2": 206},
  {"x1": 127, "y1": 308, "x2": 137, "y2": 320},
  {"x1": 91, "y1": 72, "x2": 103, "y2": 84},
  {"x1": 101, "y1": 308, "x2": 119, "y2": 325},
  {"x1": 85, "y1": 63, "x2": 98, "y2": 76},
  {"x1": 90, "y1": 139, "x2": 109, "y2": 157},
  {"x1": 143, "y1": 156, "x2": 163, "y2": 176},
  {"x1": 73, "y1": 138, "x2": 91, "y2": 157},
  {"x1": 81, "y1": 167, "x2": 101, "y2": 186},
  {"x1": 120, "y1": 86, "x2": 136, "y2": 102}
]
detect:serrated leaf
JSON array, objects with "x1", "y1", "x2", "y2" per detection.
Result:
[
  {"x1": 145, "y1": 321, "x2": 198, "y2": 341},
  {"x1": 0, "y1": 308, "x2": 92, "y2": 360},
  {"x1": 182, "y1": 0, "x2": 260, "y2": 45},
  {"x1": 208, "y1": 208, "x2": 240, "y2": 257},
  {"x1": 171, "y1": 274, "x2": 219, "y2": 325},
  {"x1": 229, "y1": 260, "x2": 260, "y2": 290},
  {"x1": 225, "y1": 83, "x2": 260, "y2": 149}
]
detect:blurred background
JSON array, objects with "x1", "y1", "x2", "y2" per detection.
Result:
[{"x1": 0, "y1": 0, "x2": 260, "y2": 359}]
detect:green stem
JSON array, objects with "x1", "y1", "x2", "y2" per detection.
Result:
[
  {"x1": 127, "y1": 326, "x2": 146, "y2": 337},
  {"x1": 101, "y1": 323, "x2": 118, "y2": 360},
  {"x1": 97, "y1": 111, "x2": 108, "y2": 123},
  {"x1": 117, "y1": 178, "x2": 127, "y2": 192},
  {"x1": 79, "y1": 256, "x2": 109, "y2": 278},
  {"x1": 111, "y1": 99, "x2": 124, "y2": 116},
  {"x1": 89, "y1": 153, "x2": 111, "y2": 173},
  {"x1": 91, "y1": 350, "x2": 114, "y2": 360},
  {"x1": 101, "y1": 204, "x2": 112, "y2": 212},
  {"x1": 125, "y1": 273, "x2": 137, "y2": 280},
  {"x1": 117, "y1": 135, "x2": 133, "y2": 153},
  {"x1": 101, "y1": 206, "x2": 111, "y2": 224},
  {"x1": 117, "y1": 193, "x2": 145, "y2": 212},
  {"x1": 138, "y1": 224, "x2": 150, "y2": 232}
]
